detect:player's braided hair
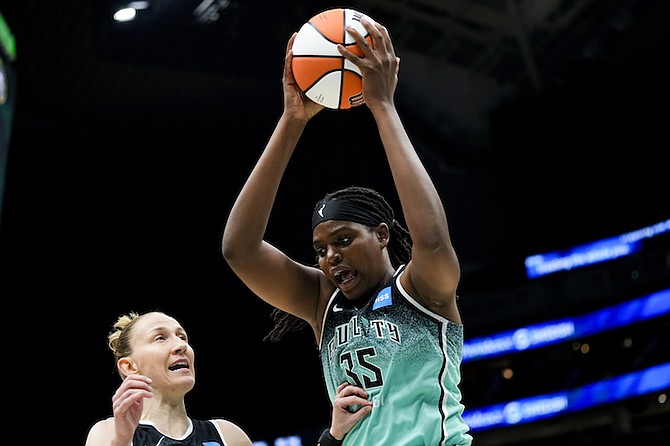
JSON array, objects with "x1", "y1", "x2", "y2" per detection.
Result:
[{"x1": 264, "y1": 186, "x2": 413, "y2": 342}]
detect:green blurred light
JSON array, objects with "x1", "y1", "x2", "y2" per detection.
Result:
[{"x1": 0, "y1": 11, "x2": 17, "y2": 61}]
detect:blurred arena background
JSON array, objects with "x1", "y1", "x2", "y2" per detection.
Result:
[{"x1": 0, "y1": 1, "x2": 667, "y2": 444}]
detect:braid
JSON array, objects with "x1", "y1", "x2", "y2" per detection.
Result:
[
  {"x1": 389, "y1": 218, "x2": 412, "y2": 267},
  {"x1": 263, "y1": 307, "x2": 308, "y2": 342},
  {"x1": 264, "y1": 186, "x2": 413, "y2": 342}
]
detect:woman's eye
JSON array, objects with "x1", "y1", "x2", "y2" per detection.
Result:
[
  {"x1": 315, "y1": 248, "x2": 326, "y2": 257},
  {"x1": 338, "y1": 236, "x2": 351, "y2": 245}
]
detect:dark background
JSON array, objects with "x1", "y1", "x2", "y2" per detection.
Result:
[{"x1": 0, "y1": 0, "x2": 668, "y2": 444}]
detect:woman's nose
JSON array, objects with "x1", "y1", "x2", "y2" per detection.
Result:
[
  {"x1": 173, "y1": 339, "x2": 188, "y2": 353},
  {"x1": 327, "y1": 247, "x2": 342, "y2": 264}
]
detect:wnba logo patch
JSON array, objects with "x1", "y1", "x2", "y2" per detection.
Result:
[{"x1": 372, "y1": 286, "x2": 392, "y2": 310}]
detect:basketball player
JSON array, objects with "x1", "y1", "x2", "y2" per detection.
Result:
[
  {"x1": 84, "y1": 311, "x2": 254, "y2": 446},
  {"x1": 83, "y1": 310, "x2": 360, "y2": 446},
  {"x1": 222, "y1": 16, "x2": 473, "y2": 446}
]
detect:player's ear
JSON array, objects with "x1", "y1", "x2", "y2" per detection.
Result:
[
  {"x1": 376, "y1": 223, "x2": 390, "y2": 247},
  {"x1": 117, "y1": 357, "x2": 139, "y2": 377}
]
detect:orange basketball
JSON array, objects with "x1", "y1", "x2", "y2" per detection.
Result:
[{"x1": 291, "y1": 8, "x2": 375, "y2": 110}]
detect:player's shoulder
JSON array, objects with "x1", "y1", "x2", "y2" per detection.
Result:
[
  {"x1": 84, "y1": 417, "x2": 115, "y2": 445},
  {"x1": 211, "y1": 419, "x2": 254, "y2": 446}
]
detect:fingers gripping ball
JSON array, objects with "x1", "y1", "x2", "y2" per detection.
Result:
[{"x1": 291, "y1": 8, "x2": 375, "y2": 110}]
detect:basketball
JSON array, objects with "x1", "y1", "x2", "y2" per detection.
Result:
[{"x1": 291, "y1": 8, "x2": 375, "y2": 110}]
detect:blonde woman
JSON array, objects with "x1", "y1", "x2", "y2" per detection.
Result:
[{"x1": 84, "y1": 311, "x2": 253, "y2": 446}]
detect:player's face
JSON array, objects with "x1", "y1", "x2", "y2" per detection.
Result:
[
  {"x1": 313, "y1": 220, "x2": 391, "y2": 300},
  {"x1": 129, "y1": 312, "x2": 196, "y2": 393}
]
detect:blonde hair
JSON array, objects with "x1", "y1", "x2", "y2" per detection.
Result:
[{"x1": 107, "y1": 311, "x2": 142, "y2": 361}]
